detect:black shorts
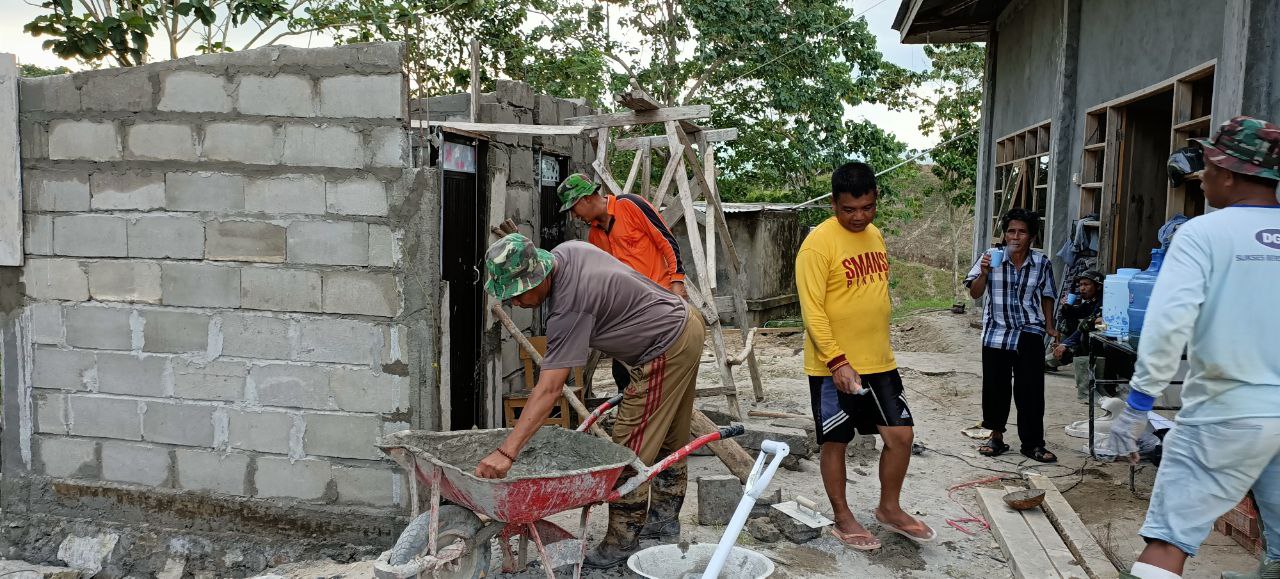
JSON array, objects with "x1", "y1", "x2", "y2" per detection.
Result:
[{"x1": 808, "y1": 369, "x2": 914, "y2": 445}]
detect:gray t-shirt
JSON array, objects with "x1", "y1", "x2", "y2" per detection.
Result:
[{"x1": 541, "y1": 241, "x2": 689, "y2": 369}]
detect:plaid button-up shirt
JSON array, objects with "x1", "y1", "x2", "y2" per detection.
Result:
[{"x1": 965, "y1": 250, "x2": 1057, "y2": 350}]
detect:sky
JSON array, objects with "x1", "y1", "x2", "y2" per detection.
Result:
[{"x1": 0, "y1": 0, "x2": 936, "y2": 149}]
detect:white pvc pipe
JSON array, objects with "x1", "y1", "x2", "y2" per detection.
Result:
[{"x1": 702, "y1": 440, "x2": 790, "y2": 579}]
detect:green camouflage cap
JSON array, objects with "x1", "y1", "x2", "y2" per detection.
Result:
[
  {"x1": 484, "y1": 233, "x2": 554, "y2": 301},
  {"x1": 556, "y1": 173, "x2": 599, "y2": 212},
  {"x1": 1194, "y1": 115, "x2": 1280, "y2": 180}
]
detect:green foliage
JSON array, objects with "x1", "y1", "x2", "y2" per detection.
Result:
[
  {"x1": 19, "y1": 64, "x2": 72, "y2": 77},
  {"x1": 911, "y1": 44, "x2": 984, "y2": 208}
]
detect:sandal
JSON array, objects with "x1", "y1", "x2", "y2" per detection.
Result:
[
  {"x1": 874, "y1": 510, "x2": 937, "y2": 544},
  {"x1": 978, "y1": 440, "x2": 1010, "y2": 457},
  {"x1": 1022, "y1": 446, "x2": 1058, "y2": 463},
  {"x1": 830, "y1": 527, "x2": 881, "y2": 551}
]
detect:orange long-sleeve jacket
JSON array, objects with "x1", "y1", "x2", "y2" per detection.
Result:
[{"x1": 586, "y1": 194, "x2": 686, "y2": 288}]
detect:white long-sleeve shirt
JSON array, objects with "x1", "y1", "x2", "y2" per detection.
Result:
[{"x1": 1129, "y1": 205, "x2": 1280, "y2": 424}]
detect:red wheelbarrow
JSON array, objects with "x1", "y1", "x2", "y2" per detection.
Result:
[{"x1": 374, "y1": 394, "x2": 744, "y2": 579}]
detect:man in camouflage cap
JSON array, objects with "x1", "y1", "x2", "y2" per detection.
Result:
[
  {"x1": 1106, "y1": 116, "x2": 1280, "y2": 579},
  {"x1": 477, "y1": 233, "x2": 706, "y2": 569}
]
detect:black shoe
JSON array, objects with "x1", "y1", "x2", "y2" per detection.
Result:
[
  {"x1": 639, "y1": 517, "x2": 680, "y2": 540},
  {"x1": 582, "y1": 541, "x2": 638, "y2": 569}
]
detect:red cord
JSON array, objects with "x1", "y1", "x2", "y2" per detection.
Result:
[{"x1": 944, "y1": 475, "x2": 1005, "y2": 535}]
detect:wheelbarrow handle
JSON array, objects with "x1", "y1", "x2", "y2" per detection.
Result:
[
  {"x1": 576, "y1": 392, "x2": 626, "y2": 434},
  {"x1": 607, "y1": 423, "x2": 747, "y2": 501}
]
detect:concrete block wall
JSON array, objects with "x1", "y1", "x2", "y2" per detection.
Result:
[{"x1": 11, "y1": 43, "x2": 414, "y2": 510}]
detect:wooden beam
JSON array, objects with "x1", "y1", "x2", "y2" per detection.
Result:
[
  {"x1": 615, "y1": 128, "x2": 739, "y2": 151},
  {"x1": 413, "y1": 120, "x2": 588, "y2": 136},
  {"x1": 690, "y1": 408, "x2": 754, "y2": 483},
  {"x1": 613, "y1": 88, "x2": 706, "y2": 133},
  {"x1": 651, "y1": 145, "x2": 684, "y2": 210},
  {"x1": 469, "y1": 39, "x2": 480, "y2": 123},
  {"x1": 1004, "y1": 487, "x2": 1088, "y2": 579},
  {"x1": 640, "y1": 145, "x2": 652, "y2": 200},
  {"x1": 564, "y1": 105, "x2": 711, "y2": 129},
  {"x1": 1025, "y1": 474, "x2": 1120, "y2": 579},
  {"x1": 621, "y1": 141, "x2": 647, "y2": 196},
  {"x1": 975, "y1": 487, "x2": 1059, "y2": 579}
]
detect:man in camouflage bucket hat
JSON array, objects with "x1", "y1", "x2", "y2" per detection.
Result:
[
  {"x1": 478, "y1": 233, "x2": 706, "y2": 569},
  {"x1": 1106, "y1": 116, "x2": 1280, "y2": 579}
]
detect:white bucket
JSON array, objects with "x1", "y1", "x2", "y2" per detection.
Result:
[{"x1": 627, "y1": 543, "x2": 774, "y2": 579}]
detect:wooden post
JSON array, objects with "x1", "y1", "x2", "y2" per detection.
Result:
[
  {"x1": 690, "y1": 409, "x2": 755, "y2": 483},
  {"x1": 622, "y1": 141, "x2": 646, "y2": 196},
  {"x1": 641, "y1": 144, "x2": 653, "y2": 200},
  {"x1": 469, "y1": 39, "x2": 480, "y2": 123}
]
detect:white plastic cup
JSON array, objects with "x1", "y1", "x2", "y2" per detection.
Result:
[{"x1": 988, "y1": 248, "x2": 1004, "y2": 268}]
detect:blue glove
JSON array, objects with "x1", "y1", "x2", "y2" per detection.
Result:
[{"x1": 1105, "y1": 391, "x2": 1154, "y2": 462}]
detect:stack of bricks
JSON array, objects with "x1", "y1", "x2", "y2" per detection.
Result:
[
  {"x1": 16, "y1": 43, "x2": 413, "y2": 509},
  {"x1": 1215, "y1": 495, "x2": 1266, "y2": 556}
]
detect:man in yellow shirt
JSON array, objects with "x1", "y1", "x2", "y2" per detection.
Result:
[{"x1": 796, "y1": 162, "x2": 934, "y2": 550}]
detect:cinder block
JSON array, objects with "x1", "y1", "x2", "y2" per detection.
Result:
[
  {"x1": 91, "y1": 171, "x2": 165, "y2": 210},
  {"x1": 286, "y1": 221, "x2": 368, "y2": 265},
  {"x1": 161, "y1": 263, "x2": 240, "y2": 308},
  {"x1": 251, "y1": 363, "x2": 331, "y2": 409},
  {"x1": 219, "y1": 313, "x2": 290, "y2": 359},
  {"x1": 204, "y1": 220, "x2": 286, "y2": 263},
  {"x1": 81, "y1": 68, "x2": 153, "y2": 111},
  {"x1": 240, "y1": 268, "x2": 321, "y2": 313},
  {"x1": 127, "y1": 216, "x2": 205, "y2": 259},
  {"x1": 201, "y1": 122, "x2": 277, "y2": 165},
  {"x1": 245, "y1": 175, "x2": 325, "y2": 215},
  {"x1": 281, "y1": 124, "x2": 362, "y2": 168},
  {"x1": 48, "y1": 120, "x2": 120, "y2": 161},
  {"x1": 330, "y1": 368, "x2": 408, "y2": 413},
  {"x1": 25, "y1": 215, "x2": 54, "y2": 255},
  {"x1": 173, "y1": 359, "x2": 247, "y2": 402},
  {"x1": 24, "y1": 171, "x2": 90, "y2": 211},
  {"x1": 53, "y1": 215, "x2": 128, "y2": 257},
  {"x1": 508, "y1": 150, "x2": 535, "y2": 186},
  {"x1": 126, "y1": 122, "x2": 198, "y2": 161},
  {"x1": 368, "y1": 225, "x2": 395, "y2": 267},
  {"x1": 32, "y1": 347, "x2": 95, "y2": 390},
  {"x1": 254, "y1": 457, "x2": 330, "y2": 500},
  {"x1": 23, "y1": 258, "x2": 88, "y2": 301},
  {"x1": 176, "y1": 449, "x2": 248, "y2": 495},
  {"x1": 535, "y1": 95, "x2": 557, "y2": 124},
  {"x1": 318, "y1": 75, "x2": 402, "y2": 118},
  {"x1": 226, "y1": 409, "x2": 292, "y2": 454},
  {"x1": 333, "y1": 465, "x2": 398, "y2": 506},
  {"x1": 238, "y1": 74, "x2": 315, "y2": 117},
  {"x1": 19, "y1": 74, "x2": 80, "y2": 112},
  {"x1": 142, "y1": 310, "x2": 210, "y2": 354},
  {"x1": 158, "y1": 71, "x2": 231, "y2": 113},
  {"x1": 143, "y1": 401, "x2": 215, "y2": 446},
  {"x1": 65, "y1": 306, "x2": 133, "y2": 350},
  {"x1": 697, "y1": 475, "x2": 743, "y2": 526},
  {"x1": 87, "y1": 261, "x2": 162, "y2": 303},
  {"x1": 30, "y1": 302, "x2": 64, "y2": 345},
  {"x1": 303, "y1": 413, "x2": 382, "y2": 459},
  {"x1": 36, "y1": 436, "x2": 98, "y2": 479},
  {"x1": 97, "y1": 353, "x2": 167, "y2": 397},
  {"x1": 101, "y1": 441, "x2": 170, "y2": 486},
  {"x1": 322, "y1": 271, "x2": 399, "y2": 317},
  {"x1": 381, "y1": 324, "x2": 407, "y2": 367},
  {"x1": 496, "y1": 80, "x2": 535, "y2": 109},
  {"x1": 165, "y1": 172, "x2": 245, "y2": 212},
  {"x1": 367, "y1": 126, "x2": 406, "y2": 167},
  {"x1": 297, "y1": 318, "x2": 380, "y2": 364},
  {"x1": 326, "y1": 176, "x2": 388, "y2": 216},
  {"x1": 34, "y1": 390, "x2": 68, "y2": 434},
  {"x1": 70, "y1": 396, "x2": 142, "y2": 440}
]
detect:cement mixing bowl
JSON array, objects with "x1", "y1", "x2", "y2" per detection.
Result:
[
  {"x1": 1003, "y1": 488, "x2": 1047, "y2": 511},
  {"x1": 628, "y1": 543, "x2": 774, "y2": 579}
]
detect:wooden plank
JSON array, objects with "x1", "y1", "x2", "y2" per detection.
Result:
[
  {"x1": 1004, "y1": 487, "x2": 1088, "y2": 579},
  {"x1": 641, "y1": 145, "x2": 652, "y2": 200},
  {"x1": 693, "y1": 386, "x2": 738, "y2": 398},
  {"x1": 690, "y1": 408, "x2": 754, "y2": 483},
  {"x1": 413, "y1": 120, "x2": 588, "y2": 136},
  {"x1": 1086, "y1": 60, "x2": 1217, "y2": 114},
  {"x1": 622, "y1": 141, "x2": 646, "y2": 196},
  {"x1": 975, "y1": 487, "x2": 1060, "y2": 579},
  {"x1": 1026, "y1": 474, "x2": 1120, "y2": 579},
  {"x1": 564, "y1": 105, "x2": 711, "y2": 129},
  {"x1": 613, "y1": 88, "x2": 704, "y2": 133},
  {"x1": 469, "y1": 39, "x2": 480, "y2": 123},
  {"x1": 615, "y1": 128, "x2": 739, "y2": 151},
  {"x1": 651, "y1": 147, "x2": 684, "y2": 210}
]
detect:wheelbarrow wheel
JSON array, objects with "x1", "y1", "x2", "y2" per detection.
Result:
[{"x1": 389, "y1": 505, "x2": 491, "y2": 578}]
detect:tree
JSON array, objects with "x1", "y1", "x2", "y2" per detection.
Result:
[
  {"x1": 19, "y1": 64, "x2": 72, "y2": 77},
  {"x1": 906, "y1": 43, "x2": 984, "y2": 301}
]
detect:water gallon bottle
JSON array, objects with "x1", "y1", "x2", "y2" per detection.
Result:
[
  {"x1": 1102, "y1": 268, "x2": 1141, "y2": 338},
  {"x1": 1127, "y1": 249, "x2": 1166, "y2": 336}
]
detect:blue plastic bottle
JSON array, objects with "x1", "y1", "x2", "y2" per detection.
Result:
[{"x1": 1128, "y1": 249, "x2": 1165, "y2": 336}]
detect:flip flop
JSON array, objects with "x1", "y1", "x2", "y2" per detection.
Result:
[
  {"x1": 874, "y1": 512, "x2": 937, "y2": 544},
  {"x1": 830, "y1": 527, "x2": 881, "y2": 551}
]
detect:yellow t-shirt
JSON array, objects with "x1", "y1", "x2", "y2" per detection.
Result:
[{"x1": 796, "y1": 218, "x2": 896, "y2": 376}]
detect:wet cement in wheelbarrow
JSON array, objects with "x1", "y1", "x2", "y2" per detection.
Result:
[{"x1": 402, "y1": 428, "x2": 634, "y2": 478}]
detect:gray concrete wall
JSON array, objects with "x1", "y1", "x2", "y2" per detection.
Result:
[
  {"x1": 991, "y1": 0, "x2": 1063, "y2": 139},
  {"x1": 5, "y1": 43, "x2": 420, "y2": 529}
]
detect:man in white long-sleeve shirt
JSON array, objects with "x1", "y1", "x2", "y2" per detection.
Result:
[{"x1": 1106, "y1": 116, "x2": 1280, "y2": 579}]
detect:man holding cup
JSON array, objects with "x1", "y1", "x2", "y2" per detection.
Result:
[{"x1": 965, "y1": 208, "x2": 1060, "y2": 462}]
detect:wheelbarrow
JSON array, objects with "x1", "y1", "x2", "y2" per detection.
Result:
[{"x1": 374, "y1": 393, "x2": 745, "y2": 579}]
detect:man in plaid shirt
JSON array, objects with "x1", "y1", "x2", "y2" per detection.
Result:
[{"x1": 965, "y1": 207, "x2": 1060, "y2": 463}]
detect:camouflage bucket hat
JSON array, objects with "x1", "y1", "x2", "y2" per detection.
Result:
[
  {"x1": 1194, "y1": 115, "x2": 1280, "y2": 181},
  {"x1": 1075, "y1": 270, "x2": 1104, "y2": 285},
  {"x1": 557, "y1": 173, "x2": 599, "y2": 212},
  {"x1": 484, "y1": 233, "x2": 554, "y2": 301}
]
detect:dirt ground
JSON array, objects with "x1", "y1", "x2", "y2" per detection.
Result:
[{"x1": 270, "y1": 310, "x2": 1257, "y2": 578}]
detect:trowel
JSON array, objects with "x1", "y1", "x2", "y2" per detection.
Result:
[{"x1": 771, "y1": 495, "x2": 834, "y2": 529}]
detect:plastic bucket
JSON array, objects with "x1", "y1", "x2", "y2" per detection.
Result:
[{"x1": 628, "y1": 543, "x2": 774, "y2": 579}]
